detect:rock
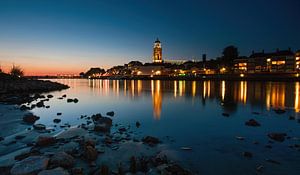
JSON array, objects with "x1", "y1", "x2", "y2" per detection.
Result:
[
  {"x1": 118, "y1": 127, "x2": 126, "y2": 132},
  {"x1": 36, "y1": 101, "x2": 45, "y2": 108},
  {"x1": 256, "y1": 165, "x2": 264, "y2": 172},
  {"x1": 266, "y1": 159, "x2": 281, "y2": 164},
  {"x1": 106, "y1": 111, "x2": 114, "y2": 117},
  {"x1": 72, "y1": 167, "x2": 83, "y2": 175},
  {"x1": 94, "y1": 123, "x2": 111, "y2": 132},
  {"x1": 33, "y1": 124, "x2": 46, "y2": 130},
  {"x1": 289, "y1": 116, "x2": 295, "y2": 120},
  {"x1": 129, "y1": 156, "x2": 137, "y2": 173},
  {"x1": 10, "y1": 156, "x2": 49, "y2": 175},
  {"x1": 142, "y1": 136, "x2": 160, "y2": 146},
  {"x1": 73, "y1": 98, "x2": 79, "y2": 103},
  {"x1": 23, "y1": 114, "x2": 40, "y2": 124},
  {"x1": 274, "y1": 109, "x2": 286, "y2": 114},
  {"x1": 252, "y1": 112, "x2": 260, "y2": 115},
  {"x1": 15, "y1": 150, "x2": 41, "y2": 161},
  {"x1": 180, "y1": 147, "x2": 192, "y2": 150},
  {"x1": 49, "y1": 152, "x2": 74, "y2": 168},
  {"x1": 268, "y1": 133, "x2": 287, "y2": 142},
  {"x1": 58, "y1": 97, "x2": 63, "y2": 100},
  {"x1": 38, "y1": 167, "x2": 69, "y2": 175},
  {"x1": 136, "y1": 122, "x2": 141, "y2": 128},
  {"x1": 67, "y1": 99, "x2": 73, "y2": 103},
  {"x1": 243, "y1": 151, "x2": 253, "y2": 158},
  {"x1": 94, "y1": 165, "x2": 109, "y2": 175},
  {"x1": 53, "y1": 119, "x2": 61, "y2": 123},
  {"x1": 36, "y1": 136, "x2": 56, "y2": 146},
  {"x1": 222, "y1": 113, "x2": 230, "y2": 117},
  {"x1": 47, "y1": 95, "x2": 54, "y2": 98},
  {"x1": 57, "y1": 113, "x2": 62, "y2": 116},
  {"x1": 15, "y1": 135, "x2": 26, "y2": 140},
  {"x1": 164, "y1": 164, "x2": 191, "y2": 175},
  {"x1": 20, "y1": 105, "x2": 29, "y2": 111},
  {"x1": 245, "y1": 119, "x2": 261, "y2": 127},
  {"x1": 62, "y1": 94, "x2": 67, "y2": 98},
  {"x1": 235, "y1": 136, "x2": 245, "y2": 140},
  {"x1": 84, "y1": 146, "x2": 98, "y2": 161}
]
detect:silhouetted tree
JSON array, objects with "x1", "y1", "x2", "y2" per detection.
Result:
[
  {"x1": 10, "y1": 65, "x2": 24, "y2": 77},
  {"x1": 221, "y1": 45, "x2": 239, "y2": 71},
  {"x1": 84, "y1": 67, "x2": 105, "y2": 77}
]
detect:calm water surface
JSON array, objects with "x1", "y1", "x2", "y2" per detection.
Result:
[{"x1": 33, "y1": 79, "x2": 300, "y2": 175}]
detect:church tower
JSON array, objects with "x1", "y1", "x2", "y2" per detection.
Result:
[{"x1": 153, "y1": 38, "x2": 162, "y2": 63}]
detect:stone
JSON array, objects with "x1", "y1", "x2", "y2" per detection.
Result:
[
  {"x1": 142, "y1": 136, "x2": 160, "y2": 146},
  {"x1": 67, "y1": 99, "x2": 73, "y2": 103},
  {"x1": 245, "y1": 119, "x2": 261, "y2": 127},
  {"x1": 47, "y1": 95, "x2": 54, "y2": 98},
  {"x1": 164, "y1": 164, "x2": 191, "y2": 175},
  {"x1": 57, "y1": 113, "x2": 62, "y2": 116},
  {"x1": 136, "y1": 121, "x2": 141, "y2": 128},
  {"x1": 36, "y1": 101, "x2": 45, "y2": 108},
  {"x1": 10, "y1": 156, "x2": 49, "y2": 175},
  {"x1": 36, "y1": 136, "x2": 56, "y2": 146},
  {"x1": 268, "y1": 133, "x2": 287, "y2": 142},
  {"x1": 62, "y1": 94, "x2": 67, "y2": 98},
  {"x1": 38, "y1": 167, "x2": 69, "y2": 175},
  {"x1": 106, "y1": 111, "x2": 115, "y2": 117},
  {"x1": 50, "y1": 152, "x2": 74, "y2": 168},
  {"x1": 84, "y1": 146, "x2": 98, "y2": 161},
  {"x1": 23, "y1": 114, "x2": 40, "y2": 124},
  {"x1": 53, "y1": 119, "x2": 61, "y2": 123},
  {"x1": 94, "y1": 123, "x2": 111, "y2": 133},
  {"x1": 33, "y1": 124, "x2": 46, "y2": 130},
  {"x1": 243, "y1": 151, "x2": 253, "y2": 158},
  {"x1": 73, "y1": 98, "x2": 79, "y2": 103},
  {"x1": 222, "y1": 113, "x2": 230, "y2": 117},
  {"x1": 71, "y1": 167, "x2": 83, "y2": 175}
]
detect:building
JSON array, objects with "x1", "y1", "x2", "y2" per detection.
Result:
[
  {"x1": 296, "y1": 50, "x2": 300, "y2": 72},
  {"x1": 233, "y1": 57, "x2": 248, "y2": 73},
  {"x1": 248, "y1": 49, "x2": 295, "y2": 73},
  {"x1": 153, "y1": 38, "x2": 163, "y2": 63}
]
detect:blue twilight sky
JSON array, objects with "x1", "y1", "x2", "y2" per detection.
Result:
[{"x1": 0, "y1": 0, "x2": 299, "y2": 75}]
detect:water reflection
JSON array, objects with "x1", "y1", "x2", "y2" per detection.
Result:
[{"x1": 64, "y1": 79, "x2": 300, "y2": 118}]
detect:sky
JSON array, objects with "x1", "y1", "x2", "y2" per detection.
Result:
[{"x1": 0, "y1": 0, "x2": 299, "y2": 75}]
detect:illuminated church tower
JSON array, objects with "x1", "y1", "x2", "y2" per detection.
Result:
[{"x1": 153, "y1": 38, "x2": 162, "y2": 63}]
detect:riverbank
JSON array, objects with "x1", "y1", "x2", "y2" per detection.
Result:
[
  {"x1": 29, "y1": 73, "x2": 300, "y2": 82},
  {"x1": 0, "y1": 73, "x2": 69, "y2": 104}
]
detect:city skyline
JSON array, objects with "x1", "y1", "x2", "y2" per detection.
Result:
[{"x1": 0, "y1": 0, "x2": 300, "y2": 75}]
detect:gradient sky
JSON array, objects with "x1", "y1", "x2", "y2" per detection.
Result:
[{"x1": 0, "y1": 0, "x2": 300, "y2": 75}]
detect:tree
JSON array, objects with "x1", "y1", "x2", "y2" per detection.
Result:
[
  {"x1": 84, "y1": 67, "x2": 105, "y2": 78},
  {"x1": 10, "y1": 65, "x2": 24, "y2": 77},
  {"x1": 221, "y1": 45, "x2": 239, "y2": 69}
]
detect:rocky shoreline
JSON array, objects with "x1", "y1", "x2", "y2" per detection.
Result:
[
  {"x1": 0, "y1": 89, "x2": 194, "y2": 174},
  {"x1": 0, "y1": 74, "x2": 69, "y2": 105}
]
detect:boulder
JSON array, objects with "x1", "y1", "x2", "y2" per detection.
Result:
[
  {"x1": 84, "y1": 146, "x2": 98, "y2": 161},
  {"x1": 73, "y1": 98, "x2": 79, "y2": 103},
  {"x1": 49, "y1": 152, "x2": 74, "y2": 168},
  {"x1": 33, "y1": 124, "x2": 46, "y2": 130},
  {"x1": 36, "y1": 136, "x2": 56, "y2": 146},
  {"x1": 36, "y1": 101, "x2": 45, "y2": 108},
  {"x1": 94, "y1": 123, "x2": 111, "y2": 133},
  {"x1": 38, "y1": 167, "x2": 69, "y2": 175},
  {"x1": 23, "y1": 114, "x2": 40, "y2": 124},
  {"x1": 53, "y1": 119, "x2": 61, "y2": 123},
  {"x1": 47, "y1": 95, "x2": 53, "y2": 98},
  {"x1": 10, "y1": 156, "x2": 49, "y2": 175},
  {"x1": 268, "y1": 133, "x2": 287, "y2": 142},
  {"x1": 142, "y1": 136, "x2": 160, "y2": 146},
  {"x1": 106, "y1": 111, "x2": 114, "y2": 117},
  {"x1": 245, "y1": 119, "x2": 261, "y2": 127}
]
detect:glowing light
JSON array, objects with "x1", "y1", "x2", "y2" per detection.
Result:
[
  {"x1": 192, "y1": 81, "x2": 196, "y2": 97},
  {"x1": 221, "y1": 81, "x2": 225, "y2": 100},
  {"x1": 267, "y1": 58, "x2": 271, "y2": 62},
  {"x1": 295, "y1": 82, "x2": 300, "y2": 112},
  {"x1": 137, "y1": 71, "x2": 142, "y2": 75},
  {"x1": 240, "y1": 73, "x2": 244, "y2": 77}
]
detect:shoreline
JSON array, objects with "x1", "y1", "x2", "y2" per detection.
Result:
[
  {"x1": 0, "y1": 103, "x2": 193, "y2": 175},
  {"x1": 29, "y1": 73, "x2": 300, "y2": 82}
]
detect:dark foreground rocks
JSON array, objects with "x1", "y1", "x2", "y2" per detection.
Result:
[
  {"x1": 268, "y1": 133, "x2": 287, "y2": 142},
  {"x1": 0, "y1": 75, "x2": 69, "y2": 105},
  {"x1": 245, "y1": 119, "x2": 261, "y2": 127},
  {"x1": 10, "y1": 156, "x2": 49, "y2": 175}
]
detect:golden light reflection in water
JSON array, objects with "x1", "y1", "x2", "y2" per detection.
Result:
[
  {"x1": 192, "y1": 81, "x2": 196, "y2": 97},
  {"x1": 295, "y1": 82, "x2": 300, "y2": 112},
  {"x1": 151, "y1": 80, "x2": 162, "y2": 120},
  {"x1": 82, "y1": 79, "x2": 300, "y2": 119},
  {"x1": 221, "y1": 81, "x2": 225, "y2": 101}
]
